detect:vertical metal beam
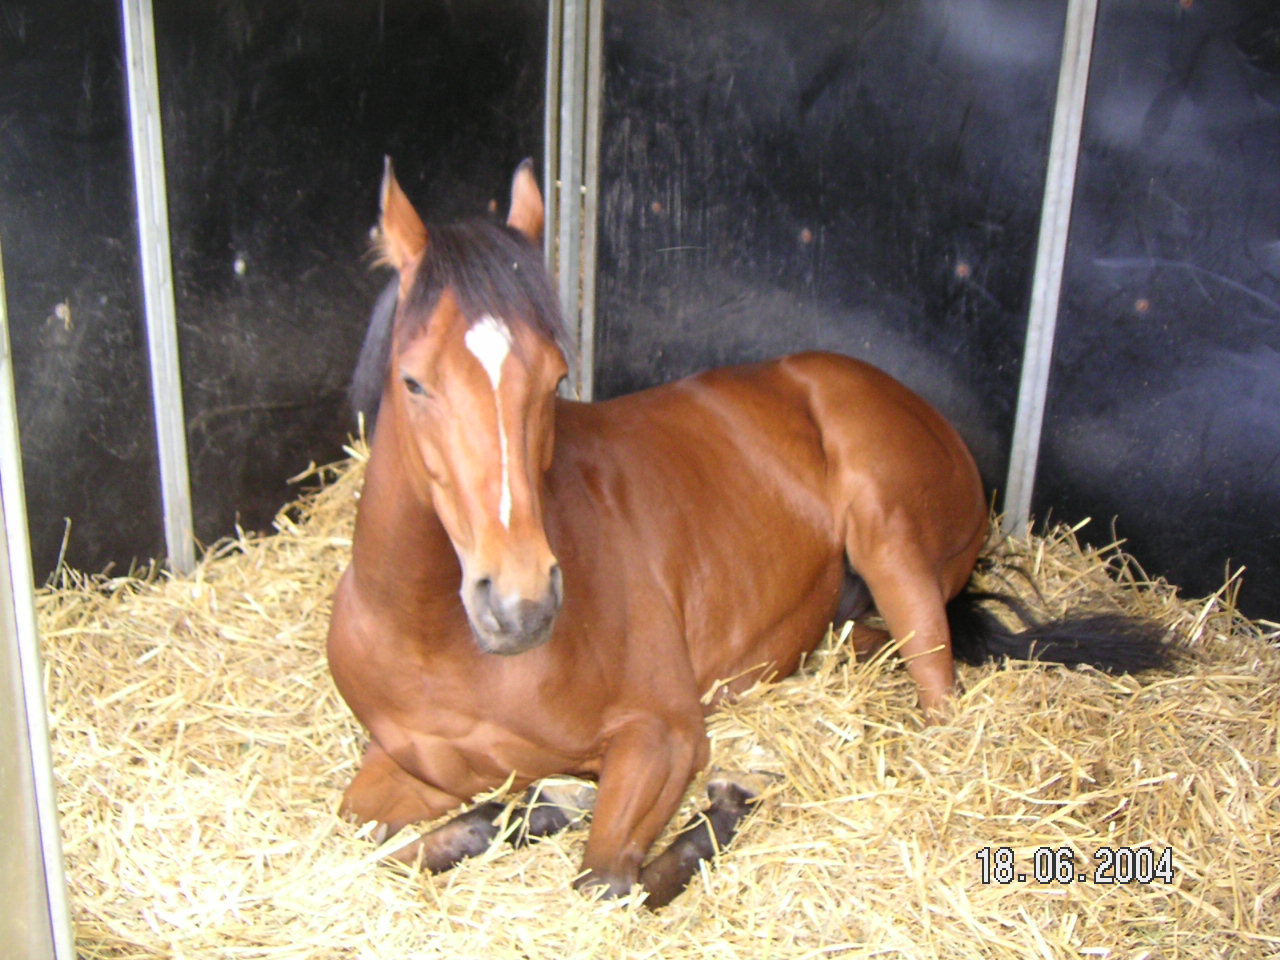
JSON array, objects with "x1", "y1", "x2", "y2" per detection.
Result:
[
  {"x1": 557, "y1": 0, "x2": 586, "y2": 396},
  {"x1": 1002, "y1": 0, "x2": 1099, "y2": 534},
  {"x1": 121, "y1": 0, "x2": 196, "y2": 573},
  {"x1": 543, "y1": 0, "x2": 563, "y2": 270},
  {"x1": 546, "y1": 0, "x2": 602, "y2": 400},
  {"x1": 578, "y1": 0, "x2": 603, "y2": 401},
  {"x1": 0, "y1": 245, "x2": 76, "y2": 960}
]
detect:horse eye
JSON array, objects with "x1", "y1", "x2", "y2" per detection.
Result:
[{"x1": 401, "y1": 373, "x2": 429, "y2": 397}]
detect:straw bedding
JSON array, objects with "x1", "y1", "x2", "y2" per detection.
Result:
[{"x1": 40, "y1": 444, "x2": 1280, "y2": 959}]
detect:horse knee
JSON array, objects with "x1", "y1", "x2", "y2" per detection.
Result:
[
  {"x1": 340, "y1": 778, "x2": 431, "y2": 836},
  {"x1": 574, "y1": 866, "x2": 637, "y2": 900},
  {"x1": 340, "y1": 742, "x2": 464, "y2": 841},
  {"x1": 577, "y1": 715, "x2": 708, "y2": 896}
]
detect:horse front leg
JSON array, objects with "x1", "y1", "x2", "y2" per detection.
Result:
[
  {"x1": 341, "y1": 740, "x2": 463, "y2": 841},
  {"x1": 512, "y1": 777, "x2": 597, "y2": 845},
  {"x1": 574, "y1": 714, "x2": 709, "y2": 899},
  {"x1": 638, "y1": 770, "x2": 767, "y2": 908},
  {"x1": 396, "y1": 777, "x2": 599, "y2": 871},
  {"x1": 344, "y1": 741, "x2": 598, "y2": 871}
]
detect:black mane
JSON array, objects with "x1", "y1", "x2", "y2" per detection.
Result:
[
  {"x1": 350, "y1": 219, "x2": 570, "y2": 430},
  {"x1": 402, "y1": 220, "x2": 570, "y2": 354}
]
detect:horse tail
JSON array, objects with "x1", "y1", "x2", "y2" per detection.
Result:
[
  {"x1": 349, "y1": 275, "x2": 400, "y2": 432},
  {"x1": 945, "y1": 588, "x2": 1171, "y2": 674}
]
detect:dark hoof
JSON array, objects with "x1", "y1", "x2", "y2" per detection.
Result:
[
  {"x1": 573, "y1": 868, "x2": 636, "y2": 900},
  {"x1": 637, "y1": 770, "x2": 770, "y2": 909},
  {"x1": 515, "y1": 778, "x2": 596, "y2": 846},
  {"x1": 706, "y1": 770, "x2": 771, "y2": 806},
  {"x1": 390, "y1": 800, "x2": 506, "y2": 872}
]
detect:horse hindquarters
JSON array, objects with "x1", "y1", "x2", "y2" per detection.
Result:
[{"x1": 786, "y1": 352, "x2": 988, "y2": 714}]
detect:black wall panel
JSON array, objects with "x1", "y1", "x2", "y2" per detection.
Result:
[
  {"x1": 594, "y1": 0, "x2": 1067, "y2": 487},
  {"x1": 154, "y1": 0, "x2": 548, "y2": 550},
  {"x1": 0, "y1": 0, "x2": 165, "y2": 577},
  {"x1": 1038, "y1": 0, "x2": 1280, "y2": 619}
]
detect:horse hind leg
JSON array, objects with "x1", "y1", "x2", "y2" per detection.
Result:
[
  {"x1": 836, "y1": 567, "x2": 891, "y2": 656},
  {"x1": 637, "y1": 771, "x2": 769, "y2": 909},
  {"x1": 853, "y1": 557, "x2": 961, "y2": 719}
]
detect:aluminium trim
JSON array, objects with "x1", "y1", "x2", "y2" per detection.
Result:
[
  {"x1": 1002, "y1": 0, "x2": 1100, "y2": 534},
  {"x1": 121, "y1": 0, "x2": 196, "y2": 573},
  {"x1": 0, "y1": 243, "x2": 76, "y2": 960}
]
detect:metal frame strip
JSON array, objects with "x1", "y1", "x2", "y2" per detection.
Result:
[
  {"x1": 578, "y1": 0, "x2": 603, "y2": 401},
  {"x1": 545, "y1": 0, "x2": 602, "y2": 400},
  {"x1": 121, "y1": 0, "x2": 196, "y2": 572},
  {"x1": 1002, "y1": 0, "x2": 1099, "y2": 534},
  {"x1": 0, "y1": 245, "x2": 76, "y2": 960},
  {"x1": 543, "y1": 0, "x2": 563, "y2": 269},
  {"x1": 557, "y1": 0, "x2": 586, "y2": 396}
]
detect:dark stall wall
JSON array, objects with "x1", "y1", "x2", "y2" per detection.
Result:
[
  {"x1": 1038, "y1": 0, "x2": 1280, "y2": 619},
  {"x1": 0, "y1": 0, "x2": 166, "y2": 576},
  {"x1": 594, "y1": 0, "x2": 1068, "y2": 487},
  {"x1": 153, "y1": 0, "x2": 548, "y2": 550}
]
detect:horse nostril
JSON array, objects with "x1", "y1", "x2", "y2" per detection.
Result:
[
  {"x1": 473, "y1": 577, "x2": 496, "y2": 614},
  {"x1": 548, "y1": 563, "x2": 563, "y2": 604}
]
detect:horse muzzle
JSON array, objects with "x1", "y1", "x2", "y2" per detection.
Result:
[{"x1": 465, "y1": 564, "x2": 563, "y2": 655}]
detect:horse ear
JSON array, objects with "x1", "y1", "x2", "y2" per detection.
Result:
[
  {"x1": 378, "y1": 157, "x2": 428, "y2": 281},
  {"x1": 506, "y1": 159, "x2": 544, "y2": 245}
]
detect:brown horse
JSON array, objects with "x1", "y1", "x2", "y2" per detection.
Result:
[{"x1": 326, "y1": 160, "x2": 1167, "y2": 904}]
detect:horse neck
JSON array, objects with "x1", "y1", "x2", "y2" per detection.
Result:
[{"x1": 350, "y1": 408, "x2": 462, "y2": 620}]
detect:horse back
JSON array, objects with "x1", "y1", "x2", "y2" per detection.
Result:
[{"x1": 543, "y1": 351, "x2": 983, "y2": 696}]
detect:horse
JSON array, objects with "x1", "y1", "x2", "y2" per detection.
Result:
[{"x1": 325, "y1": 159, "x2": 1169, "y2": 906}]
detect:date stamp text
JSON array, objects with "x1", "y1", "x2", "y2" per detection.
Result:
[{"x1": 976, "y1": 846, "x2": 1175, "y2": 885}]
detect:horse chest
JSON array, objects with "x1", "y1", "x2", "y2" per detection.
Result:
[
  {"x1": 369, "y1": 653, "x2": 601, "y2": 782},
  {"x1": 373, "y1": 704, "x2": 596, "y2": 798}
]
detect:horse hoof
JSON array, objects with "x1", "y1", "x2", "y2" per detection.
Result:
[
  {"x1": 707, "y1": 769, "x2": 773, "y2": 805},
  {"x1": 573, "y1": 868, "x2": 635, "y2": 900}
]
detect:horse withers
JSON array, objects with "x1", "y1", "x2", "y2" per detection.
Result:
[{"x1": 325, "y1": 159, "x2": 1167, "y2": 904}]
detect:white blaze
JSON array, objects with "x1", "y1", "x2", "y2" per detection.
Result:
[{"x1": 464, "y1": 315, "x2": 515, "y2": 528}]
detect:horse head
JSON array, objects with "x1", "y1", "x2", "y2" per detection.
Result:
[{"x1": 377, "y1": 160, "x2": 569, "y2": 655}]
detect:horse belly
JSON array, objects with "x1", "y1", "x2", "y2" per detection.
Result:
[
  {"x1": 689, "y1": 547, "x2": 844, "y2": 700},
  {"x1": 670, "y1": 482, "x2": 845, "y2": 699}
]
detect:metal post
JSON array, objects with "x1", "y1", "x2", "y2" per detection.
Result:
[
  {"x1": 0, "y1": 244, "x2": 76, "y2": 960},
  {"x1": 557, "y1": 0, "x2": 586, "y2": 396},
  {"x1": 121, "y1": 0, "x2": 196, "y2": 572},
  {"x1": 543, "y1": 0, "x2": 563, "y2": 270},
  {"x1": 546, "y1": 0, "x2": 602, "y2": 400},
  {"x1": 1002, "y1": 0, "x2": 1099, "y2": 535},
  {"x1": 579, "y1": 0, "x2": 603, "y2": 401}
]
